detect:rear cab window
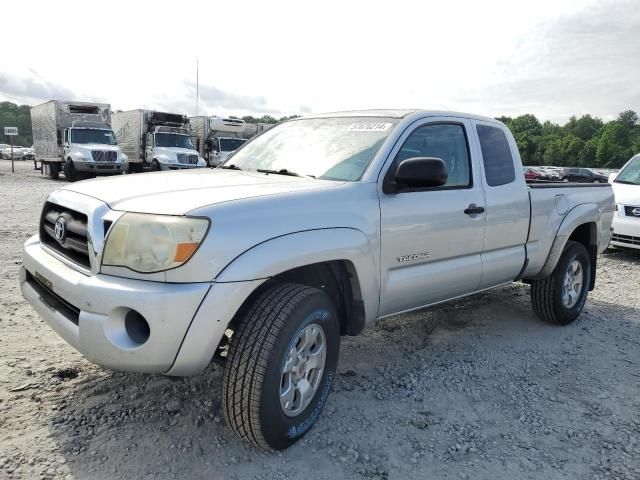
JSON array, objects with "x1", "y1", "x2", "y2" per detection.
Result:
[{"x1": 476, "y1": 124, "x2": 515, "y2": 187}]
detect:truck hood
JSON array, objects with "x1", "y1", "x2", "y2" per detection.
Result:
[
  {"x1": 62, "y1": 169, "x2": 344, "y2": 215},
  {"x1": 612, "y1": 182, "x2": 640, "y2": 204}
]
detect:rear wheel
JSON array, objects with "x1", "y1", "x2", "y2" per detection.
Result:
[
  {"x1": 530, "y1": 240, "x2": 591, "y2": 325},
  {"x1": 222, "y1": 283, "x2": 340, "y2": 450}
]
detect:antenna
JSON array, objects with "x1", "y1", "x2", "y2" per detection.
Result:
[{"x1": 195, "y1": 57, "x2": 199, "y2": 118}]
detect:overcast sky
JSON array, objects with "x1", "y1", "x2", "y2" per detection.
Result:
[{"x1": 1, "y1": 0, "x2": 638, "y2": 123}]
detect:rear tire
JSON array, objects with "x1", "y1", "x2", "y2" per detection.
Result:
[
  {"x1": 63, "y1": 158, "x2": 79, "y2": 182},
  {"x1": 530, "y1": 240, "x2": 591, "y2": 325},
  {"x1": 222, "y1": 283, "x2": 340, "y2": 450}
]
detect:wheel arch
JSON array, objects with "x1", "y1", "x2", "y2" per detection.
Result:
[
  {"x1": 216, "y1": 228, "x2": 379, "y2": 335},
  {"x1": 526, "y1": 203, "x2": 599, "y2": 289}
]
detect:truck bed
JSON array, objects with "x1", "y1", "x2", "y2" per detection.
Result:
[{"x1": 522, "y1": 183, "x2": 614, "y2": 278}]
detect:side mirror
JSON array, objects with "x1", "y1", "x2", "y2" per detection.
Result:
[{"x1": 388, "y1": 157, "x2": 448, "y2": 192}]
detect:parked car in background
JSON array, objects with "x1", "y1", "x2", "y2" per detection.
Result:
[
  {"x1": 2, "y1": 145, "x2": 24, "y2": 160},
  {"x1": 523, "y1": 167, "x2": 543, "y2": 180},
  {"x1": 609, "y1": 154, "x2": 640, "y2": 249},
  {"x1": 22, "y1": 146, "x2": 35, "y2": 160},
  {"x1": 561, "y1": 168, "x2": 609, "y2": 183}
]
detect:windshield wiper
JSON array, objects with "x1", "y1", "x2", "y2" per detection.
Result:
[
  {"x1": 256, "y1": 168, "x2": 314, "y2": 178},
  {"x1": 219, "y1": 164, "x2": 242, "y2": 170}
]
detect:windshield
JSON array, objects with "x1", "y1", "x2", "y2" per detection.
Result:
[
  {"x1": 222, "y1": 117, "x2": 398, "y2": 180},
  {"x1": 71, "y1": 129, "x2": 117, "y2": 145},
  {"x1": 219, "y1": 138, "x2": 246, "y2": 152},
  {"x1": 155, "y1": 133, "x2": 194, "y2": 149},
  {"x1": 615, "y1": 155, "x2": 640, "y2": 185}
]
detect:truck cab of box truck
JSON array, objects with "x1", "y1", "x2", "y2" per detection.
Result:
[
  {"x1": 204, "y1": 116, "x2": 247, "y2": 167},
  {"x1": 145, "y1": 126, "x2": 206, "y2": 171},
  {"x1": 113, "y1": 110, "x2": 206, "y2": 173},
  {"x1": 61, "y1": 123, "x2": 127, "y2": 180},
  {"x1": 31, "y1": 101, "x2": 128, "y2": 181}
]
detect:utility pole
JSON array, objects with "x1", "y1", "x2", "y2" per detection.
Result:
[{"x1": 195, "y1": 57, "x2": 199, "y2": 118}]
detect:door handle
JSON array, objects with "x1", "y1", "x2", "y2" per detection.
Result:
[{"x1": 464, "y1": 204, "x2": 485, "y2": 215}]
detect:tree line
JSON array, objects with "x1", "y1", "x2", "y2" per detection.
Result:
[
  {"x1": 0, "y1": 102, "x2": 33, "y2": 147},
  {"x1": 497, "y1": 110, "x2": 640, "y2": 168},
  {"x1": 2, "y1": 100, "x2": 638, "y2": 168}
]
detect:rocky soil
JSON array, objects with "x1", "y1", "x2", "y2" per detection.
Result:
[{"x1": 1, "y1": 160, "x2": 639, "y2": 479}]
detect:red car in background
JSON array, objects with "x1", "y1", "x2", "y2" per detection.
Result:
[{"x1": 523, "y1": 167, "x2": 542, "y2": 181}]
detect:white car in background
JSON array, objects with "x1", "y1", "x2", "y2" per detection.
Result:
[
  {"x1": 2, "y1": 145, "x2": 24, "y2": 160},
  {"x1": 610, "y1": 154, "x2": 640, "y2": 249}
]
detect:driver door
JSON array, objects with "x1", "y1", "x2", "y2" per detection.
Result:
[{"x1": 378, "y1": 118, "x2": 486, "y2": 317}]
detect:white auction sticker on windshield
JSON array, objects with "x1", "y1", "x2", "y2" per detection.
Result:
[{"x1": 346, "y1": 122, "x2": 392, "y2": 132}]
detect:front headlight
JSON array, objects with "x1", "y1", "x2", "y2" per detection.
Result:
[
  {"x1": 102, "y1": 213, "x2": 210, "y2": 273},
  {"x1": 72, "y1": 151, "x2": 92, "y2": 162}
]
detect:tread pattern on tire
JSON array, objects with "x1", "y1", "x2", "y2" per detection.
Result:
[
  {"x1": 222, "y1": 282, "x2": 319, "y2": 449},
  {"x1": 531, "y1": 269, "x2": 560, "y2": 324},
  {"x1": 530, "y1": 240, "x2": 586, "y2": 325}
]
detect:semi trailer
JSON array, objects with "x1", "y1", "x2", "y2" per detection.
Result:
[
  {"x1": 112, "y1": 110, "x2": 205, "y2": 173},
  {"x1": 31, "y1": 101, "x2": 127, "y2": 181}
]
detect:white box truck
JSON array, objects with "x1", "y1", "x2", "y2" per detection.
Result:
[
  {"x1": 112, "y1": 110, "x2": 205, "y2": 173},
  {"x1": 31, "y1": 101, "x2": 127, "y2": 181},
  {"x1": 189, "y1": 116, "x2": 250, "y2": 167}
]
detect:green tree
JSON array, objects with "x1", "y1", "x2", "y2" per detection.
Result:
[
  {"x1": 565, "y1": 114, "x2": 603, "y2": 141},
  {"x1": 596, "y1": 121, "x2": 629, "y2": 168}
]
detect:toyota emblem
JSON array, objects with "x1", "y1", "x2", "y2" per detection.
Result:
[
  {"x1": 54, "y1": 216, "x2": 67, "y2": 241},
  {"x1": 633, "y1": 207, "x2": 640, "y2": 217}
]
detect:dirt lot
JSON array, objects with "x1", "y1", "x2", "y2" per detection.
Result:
[{"x1": 1, "y1": 160, "x2": 639, "y2": 480}]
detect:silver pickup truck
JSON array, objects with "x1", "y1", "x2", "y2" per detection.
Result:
[{"x1": 20, "y1": 110, "x2": 614, "y2": 449}]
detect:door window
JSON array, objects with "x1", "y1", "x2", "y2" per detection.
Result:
[
  {"x1": 476, "y1": 125, "x2": 515, "y2": 187},
  {"x1": 394, "y1": 123, "x2": 471, "y2": 188}
]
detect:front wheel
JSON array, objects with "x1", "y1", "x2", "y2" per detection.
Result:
[
  {"x1": 222, "y1": 283, "x2": 340, "y2": 450},
  {"x1": 151, "y1": 159, "x2": 161, "y2": 171},
  {"x1": 530, "y1": 240, "x2": 591, "y2": 325},
  {"x1": 63, "y1": 159, "x2": 79, "y2": 182}
]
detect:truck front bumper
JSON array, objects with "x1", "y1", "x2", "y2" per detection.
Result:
[
  {"x1": 611, "y1": 215, "x2": 640, "y2": 249},
  {"x1": 20, "y1": 236, "x2": 264, "y2": 375},
  {"x1": 161, "y1": 164, "x2": 205, "y2": 171},
  {"x1": 74, "y1": 162, "x2": 125, "y2": 174}
]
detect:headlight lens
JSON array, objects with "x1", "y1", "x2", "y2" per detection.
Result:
[{"x1": 102, "y1": 213, "x2": 210, "y2": 273}]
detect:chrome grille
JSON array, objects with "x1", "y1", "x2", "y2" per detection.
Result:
[
  {"x1": 176, "y1": 153, "x2": 199, "y2": 165},
  {"x1": 623, "y1": 205, "x2": 640, "y2": 217},
  {"x1": 91, "y1": 150, "x2": 117, "y2": 163},
  {"x1": 40, "y1": 202, "x2": 91, "y2": 269},
  {"x1": 611, "y1": 233, "x2": 640, "y2": 246}
]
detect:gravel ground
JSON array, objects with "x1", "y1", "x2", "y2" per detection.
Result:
[{"x1": 1, "y1": 160, "x2": 640, "y2": 480}]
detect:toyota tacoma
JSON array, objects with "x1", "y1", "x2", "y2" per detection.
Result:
[{"x1": 20, "y1": 110, "x2": 615, "y2": 449}]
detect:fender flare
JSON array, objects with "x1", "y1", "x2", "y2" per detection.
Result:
[
  {"x1": 215, "y1": 228, "x2": 380, "y2": 323},
  {"x1": 528, "y1": 203, "x2": 599, "y2": 280}
]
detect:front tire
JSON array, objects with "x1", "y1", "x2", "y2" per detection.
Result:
[
  {"x1": 530, "y1": 240, "x2": 591, "y2": 325},
  {"x1": 151, "y1": 159, "x2": 161, "y2": 171},
  {"x1": 222, "y1": 283, "x2": 340, "y2": 450},
  {"x1": 63, "y1": 158, "x2": 79, "y2": 182}
]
